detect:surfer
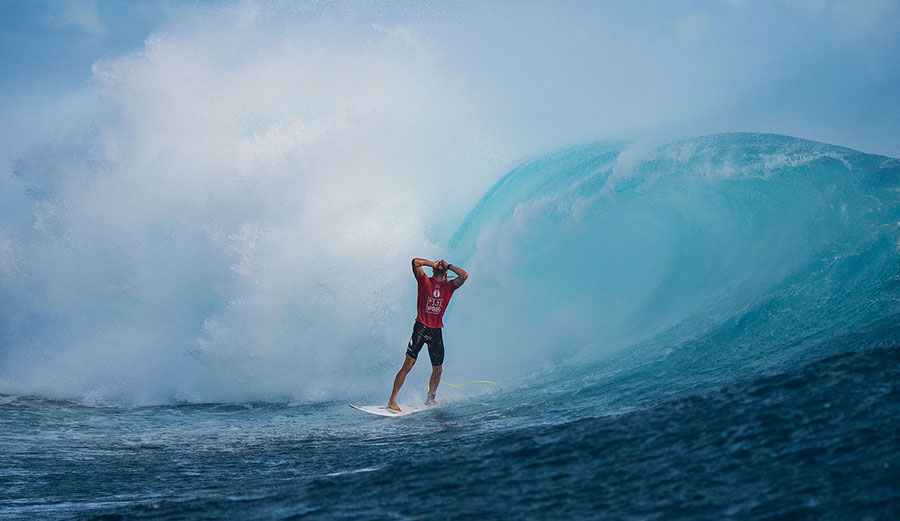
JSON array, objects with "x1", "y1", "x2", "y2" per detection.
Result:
[{"x1": 387, "y1": 258, "x2": 468, "y2": 412}]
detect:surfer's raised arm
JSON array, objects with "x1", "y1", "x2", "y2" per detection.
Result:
[
  {"x1": 411, "y1": 258, "x2": 435, "y2": 279},
  {"x1": 448, "y1": 263, "x2": 468, "y2": 288}
]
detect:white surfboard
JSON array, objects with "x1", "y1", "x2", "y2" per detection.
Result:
[{"x1": 349, "y1": 404, "x2": 431, "y2": 417}]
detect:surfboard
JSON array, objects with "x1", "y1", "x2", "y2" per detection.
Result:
[{"x1": 349, "y1": 404, "x2": 431, "y2": 417}]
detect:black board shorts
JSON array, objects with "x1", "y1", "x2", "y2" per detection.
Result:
[{"x1": 406, "y1": 321, "x2": 444, "y2": 366}]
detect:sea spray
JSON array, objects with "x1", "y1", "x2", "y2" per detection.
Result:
[{"x1": 0, "y1": 4, "x2": 502, "y2": 405}]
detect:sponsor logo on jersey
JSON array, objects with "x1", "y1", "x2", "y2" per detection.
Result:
[{"x1": 425, "y1": 297, "x2": 443, "y2": 314}]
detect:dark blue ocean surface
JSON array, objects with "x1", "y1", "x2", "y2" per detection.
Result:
[
  {"x1": 1, "y1": 344, "x2": 898, "y2": 520},
  {"x1": 3, "y1": 134, "x2": 900, "y2": 519}
]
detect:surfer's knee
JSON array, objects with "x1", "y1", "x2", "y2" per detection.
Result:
[
  {"x1": 431, "y1": 365, "x2": 442, "y2": 374},
  {"x1": 402, "y1": 355, "x2": 416, "y2": 371}
]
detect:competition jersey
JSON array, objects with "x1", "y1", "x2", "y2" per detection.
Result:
[{"x1": 415, "y1": 274, "x2": 457, "y2": 328}]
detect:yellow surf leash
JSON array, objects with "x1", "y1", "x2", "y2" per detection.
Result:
[{"x1": 427, "y1": 380, "x2": 496, "y2": 396}]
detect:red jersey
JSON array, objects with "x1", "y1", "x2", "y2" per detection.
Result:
[{"x1": 415, "y1": 274, "x2": 457, "y2": 328}]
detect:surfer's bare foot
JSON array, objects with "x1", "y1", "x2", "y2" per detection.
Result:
[
  {"x1": 387, "y1": 402, "x2": 401, "y2": 412},
  {"x1": 425, "y1": 398, "x2": 438, "y2": 407}
]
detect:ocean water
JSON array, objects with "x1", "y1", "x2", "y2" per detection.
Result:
[{"x1": 2, "y1": 134, "x2": 900, "y2": 519}]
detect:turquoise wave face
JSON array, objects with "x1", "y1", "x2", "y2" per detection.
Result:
[
  {"x1": 448, "y1": 133, "x2": 900, "y2": 383},
  {"x1": 2, "y1": 132, "x2": 897, "y2": 404}
]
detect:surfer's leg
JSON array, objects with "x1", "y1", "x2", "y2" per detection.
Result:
[
  {"x1": 390, "y1": 323, "x2": 427, "y2": 411},
  {"x1": 427, "y1": 365, "x2": 442, "y2": 406},
  {"x1": 389, "y1": 356, "x2": 416, "y2": 405},
  {"x1": 426, "y1": 328, "x2": 444, "y2": 405},
  {"x1": 388, "y1": 355, "x2": 416, "y2": 411}
]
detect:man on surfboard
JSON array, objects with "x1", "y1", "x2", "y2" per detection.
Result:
[{"x1": 387, "y1": 258, "x2": 468, "y2": 412}]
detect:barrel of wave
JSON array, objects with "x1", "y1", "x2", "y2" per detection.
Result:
[{"x1": 446, "y1": 133, "x2": 900, "y2": 379}]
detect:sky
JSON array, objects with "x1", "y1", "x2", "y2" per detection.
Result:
[
  {"x1": 0, "y1": 0, "x2": 172, "y2": 162},
  {"x1": 1, "y1": 0, "x2": 899, "y2": 164}
]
